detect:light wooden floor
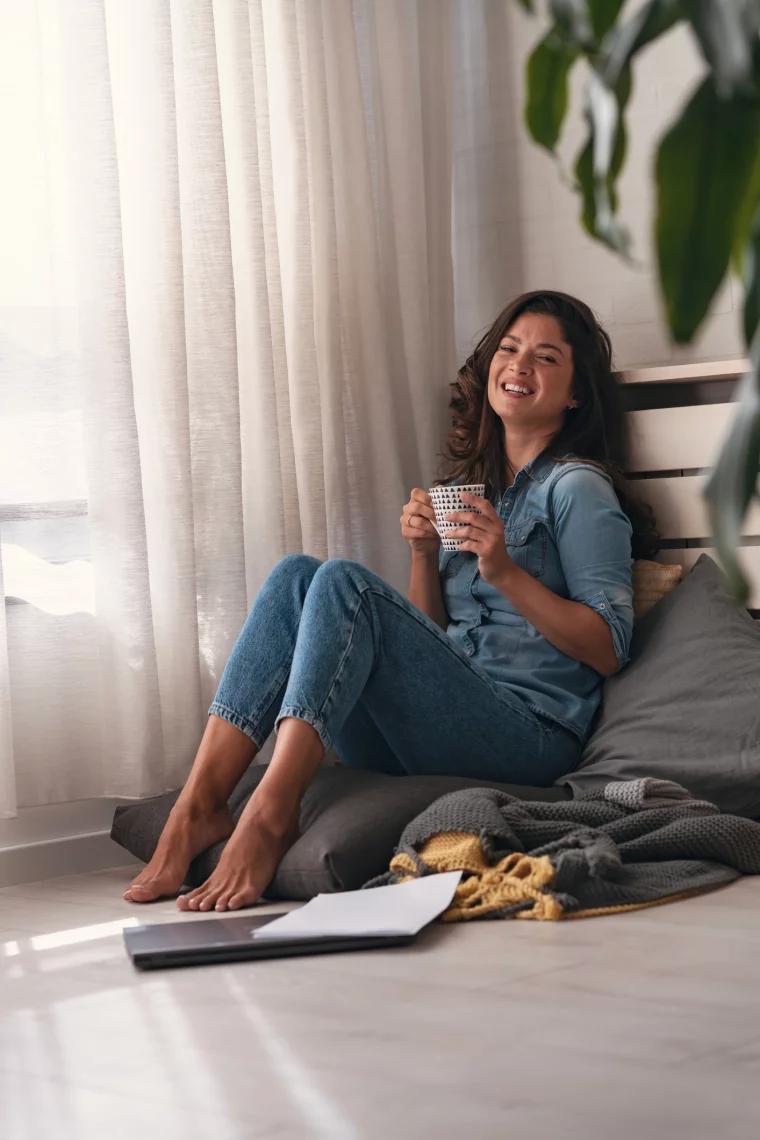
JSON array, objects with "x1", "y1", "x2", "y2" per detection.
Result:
[{"x1": 2, "y1": 864, "x2": 760, "y2": 1140}]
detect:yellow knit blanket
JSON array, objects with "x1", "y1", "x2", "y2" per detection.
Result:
[
  {"x1": 390, "y1": 831, "x2": 713, "y2": 921},
  {"x1": 391, "y1": 832, "x2": 564, "y2": 921},
  {"x1": 369, "y1": 784, "x2": 760, "y2": 919}
]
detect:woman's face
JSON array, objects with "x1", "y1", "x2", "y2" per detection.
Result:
[{"x1": 487, "y1": 312, "x2": 577, "y2": 429}]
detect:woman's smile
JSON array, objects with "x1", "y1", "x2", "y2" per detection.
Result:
[{"x1": 501, "y1": 381, "x2": 535, "y2": 398}]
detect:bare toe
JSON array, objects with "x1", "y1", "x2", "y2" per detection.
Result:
[
  {"x1": 124, "y1": 881, "x2": 167, "y2": 903},
  {"x1": 124, "y1": 800, "x2": 234, "y2": 905}
]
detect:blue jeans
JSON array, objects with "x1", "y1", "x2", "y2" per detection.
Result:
[{"x1": 209, "y1": 555, "x2": 581, "y2": 786}]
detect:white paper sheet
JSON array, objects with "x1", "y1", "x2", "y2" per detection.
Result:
[{"x1": 252, "y1": 872, "x2": 462, "y2": 941}]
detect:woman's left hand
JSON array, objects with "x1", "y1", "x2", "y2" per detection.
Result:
[{"x1": 445, "y1": 492, "x2": 517, "y2": 587}]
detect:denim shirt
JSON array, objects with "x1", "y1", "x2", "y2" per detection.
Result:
[{"x1": 438, "y1": 451, "x2": 634, "y2": 742}]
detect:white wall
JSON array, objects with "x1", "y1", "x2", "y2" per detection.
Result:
[{"x1": 451, "y1": 0, "x2": 745, "y2": 370}]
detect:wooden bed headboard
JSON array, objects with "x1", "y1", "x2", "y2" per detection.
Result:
[{"x1": 619, "y1": 358, "x2": 760, "y2": 617}]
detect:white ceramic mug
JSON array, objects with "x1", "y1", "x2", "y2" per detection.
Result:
[{"x1": 428, "y1": 484, "x2": 486, "y2": 551}]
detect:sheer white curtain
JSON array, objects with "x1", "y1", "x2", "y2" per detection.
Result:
[{"x1": 0, "y1": 0, "x2": 454, "y2": 817}]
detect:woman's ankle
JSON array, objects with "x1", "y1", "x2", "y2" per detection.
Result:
[
  {"x1": 174, "y1": 782, "x2": 230, "y2": 819},
  {"x1": 240, "y1": 788, "x2": 300, "y2": 840}
]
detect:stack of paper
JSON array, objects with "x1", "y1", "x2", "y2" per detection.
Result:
[{"x1": 252, "y1": 871, "x2": 462, "y2": 941}]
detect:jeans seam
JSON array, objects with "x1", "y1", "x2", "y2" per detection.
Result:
[
  {"x1": 524, "y1": 701, "x2": 581, "y2": 739},
  {"x1": 366, "y1": 584, "x2": 542, "y2": 734},
  {"x1": 318, "y1": 583, "x2": 369, "y2": 732}
]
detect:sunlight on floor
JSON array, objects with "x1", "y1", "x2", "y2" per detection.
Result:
[{"x1": 3, "y1": 917, "x2": 140, "y2": 954}]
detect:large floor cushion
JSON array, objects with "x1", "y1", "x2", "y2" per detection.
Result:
[
  {"x1": 112, "y1": 765, "x2": 571, "y2": 899},
  {"x1": 562, "y1": 554, "x2": 760, "y2": 817}
]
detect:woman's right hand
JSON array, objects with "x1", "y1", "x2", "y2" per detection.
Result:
[{"x1": 400, "y1": 489, "x2": 441, "y2": 555}]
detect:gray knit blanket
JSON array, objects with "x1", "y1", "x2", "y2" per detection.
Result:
[{"x1": 365, "y1": 779, "x2": 760, "y2": 920}]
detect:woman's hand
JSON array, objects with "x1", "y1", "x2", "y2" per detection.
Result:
[
  {"x1": 445, "y1": 492, "x2": 517, "y2": 586},
  {"x1": 400, "y1": 489, "x2": 441, "y2": 555}
]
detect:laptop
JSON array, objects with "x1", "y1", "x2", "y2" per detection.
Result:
[{"x1": 123, "y1": 911, "x2": 415, "y2": 971}]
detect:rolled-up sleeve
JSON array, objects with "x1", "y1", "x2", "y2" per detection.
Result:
[{"x1": 550, "y1": 466, "x2": 634, "y2": 669}]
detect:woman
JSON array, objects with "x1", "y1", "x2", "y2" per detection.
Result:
[{"x1": 124, "y1": 290, "x2": 657, "y2": 912}]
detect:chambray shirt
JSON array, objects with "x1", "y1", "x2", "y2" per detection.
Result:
[{"x1": 439, "y1": 451, "x2": 634, "y2": 742}]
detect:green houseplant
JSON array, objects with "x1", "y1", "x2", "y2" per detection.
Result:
[{"x1": 521, "y1": 0, "x2": 760, "y2": 603}]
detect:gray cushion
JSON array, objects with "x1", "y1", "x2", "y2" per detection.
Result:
[
  {"x1": 111, "y1": 766, "x2": 571, "y2": 899},
  {"x1": 561, "y1": 554, "x2": 760, "y2": 816}
]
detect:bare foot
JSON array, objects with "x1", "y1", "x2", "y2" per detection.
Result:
[
  {"x1": 176, "y1": 806, "x2": 299, "y2": 913},
  {"x1": 123, "y1": 798, "x2": 235, "y2": 903}
]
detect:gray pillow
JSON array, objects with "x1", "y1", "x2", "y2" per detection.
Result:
[
  {"x1": 561, "y1": 554, "x2": 760, "y2": 816},
  {"x1": 112, "y1": 766, "x2": 571, "y2": 899}
]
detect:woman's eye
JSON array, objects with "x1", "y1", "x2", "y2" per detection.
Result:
[
  {"x1": 498, "y1": 344, "x2": 515, "y2": 353},
  {"x1": 539, "y1": 355, "x2": 556, "y2": 364}
]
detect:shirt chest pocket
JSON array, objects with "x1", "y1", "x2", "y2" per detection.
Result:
[
  {"x1": 439, "y1": 550, "x2": 469, "y2": 581},
  {"x1": 505, "y1": 517, "x2": 547, "y2": 578}
]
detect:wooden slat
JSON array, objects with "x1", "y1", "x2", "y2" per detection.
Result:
[
  {"x1": 635, "y1": 476, "x2": 760, "y2": 540},
  {"x1": 618, "y1": 359, "x2": 748, "y2": 385},
  {"x1": 626, "y1": 404, "x2": 736, "y2": 472},
  {"x1": 656, "y1": 547, "x2": 760, "y2": 609}
]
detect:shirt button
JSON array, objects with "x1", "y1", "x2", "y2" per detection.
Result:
[{"x1": 599, "y1": 604, "x2": 606, "y2": 610}]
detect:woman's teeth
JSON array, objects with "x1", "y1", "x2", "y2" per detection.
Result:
[{"x1": 501, "y1": 383, "x2": 533, "y2": 397}]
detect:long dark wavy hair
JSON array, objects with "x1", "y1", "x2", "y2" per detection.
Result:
[{"x1": 437, "y1": 290, "x2": 659, "y2": 560}]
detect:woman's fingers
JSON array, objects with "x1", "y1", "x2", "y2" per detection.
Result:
[
  {"x1": 400, "y1": 509, "x2": 437, "y2": 534},
  {"x1": 406, "y1": 489, "x2": 436, "y2": 523},
  {"x1": 410, "y1": 517, "x2": 438, "y2": 534},
  {"x1": 459, "y1": 492, "x2": 497, "y2": 518},
  {"x1": 411, "y1": 488, "x2": 436, "y2": 519},
  {"x1": 445, "y1": 510, "x2": 487, "y2": 527}
]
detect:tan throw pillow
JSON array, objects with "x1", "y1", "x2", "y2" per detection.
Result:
[{"x1": 632, "y1": 559, "x2": 684, "y2": 621}]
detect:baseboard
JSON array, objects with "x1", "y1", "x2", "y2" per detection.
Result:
[{"x1": 0, "y1": 830, "x2": 137, "y2": 888}]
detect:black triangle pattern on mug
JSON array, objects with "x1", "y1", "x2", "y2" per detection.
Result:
[{"x1": 429, "y1": 484, "x2": 485, "y2": 550}]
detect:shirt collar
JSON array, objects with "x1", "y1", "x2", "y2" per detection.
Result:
[{"x1": 522, "y1": 450, "x2": 555, "y2": 484}]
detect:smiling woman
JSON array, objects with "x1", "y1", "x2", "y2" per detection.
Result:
[
  {"x1": 124, "y1": 291, "x2": 655, "y2": 914},
  {"x1": 440, "y1": 290, "x2": 658, "y2": 561}
]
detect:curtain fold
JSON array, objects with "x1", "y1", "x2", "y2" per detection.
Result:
[
  {"x1": 0, "y1": 0, "x2": 454, "y2": 816},
  {"x1": 0, "y1": 549, "x2": 16, "y2": 819}
]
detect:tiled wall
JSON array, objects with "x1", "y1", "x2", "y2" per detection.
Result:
[{"x1": 451, "y1": 0, "x2": 744, "y2": 370}]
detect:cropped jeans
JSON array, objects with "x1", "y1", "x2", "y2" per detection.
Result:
[{"x1": 209, "y1": 555, "x2": 582, "y2": 786}]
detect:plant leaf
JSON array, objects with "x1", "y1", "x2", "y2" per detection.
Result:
[
  {"x1": 688, "y1": 0, "x2": 755, "y2": 96},
  {"x1": 599, "y1": 0, "x2": 685, "y2": 88},
  {"x1": 588, "y1": 0, "x2": 626, "y2": 41},
  {"x1": 575, "y1": 140, "x2": 596, "y2": 234},
  {"x1": 514, "y1": 0, "x2": 535, "y2": 11},
  {"x1": 703, "y1": 353, "x2": 760, "y2": 606},
  {"x1": 732, "y1": 57, "x2": 760, "y2": 274},
  {"x1": 574, "y1": 67, "x2": 632, "y2": 253},
  {"x1": 655, "y1": 77, "x2": 760, "y2": 342},
  {"x1": 549, "y1": 1, "x2": 595, "y2": 48},
  {"x1": 740, "y1": 0, "x2": 760, "y2": 35},
  {"x1": 742, "y1": 203, "x2": 760, "y2": 346},
  {"x1": 701, "y1": 19, "x2": 760, "y2": 606},
  {"x1": 525, "y1": 31, "x2": 579, "y2": 151}
]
